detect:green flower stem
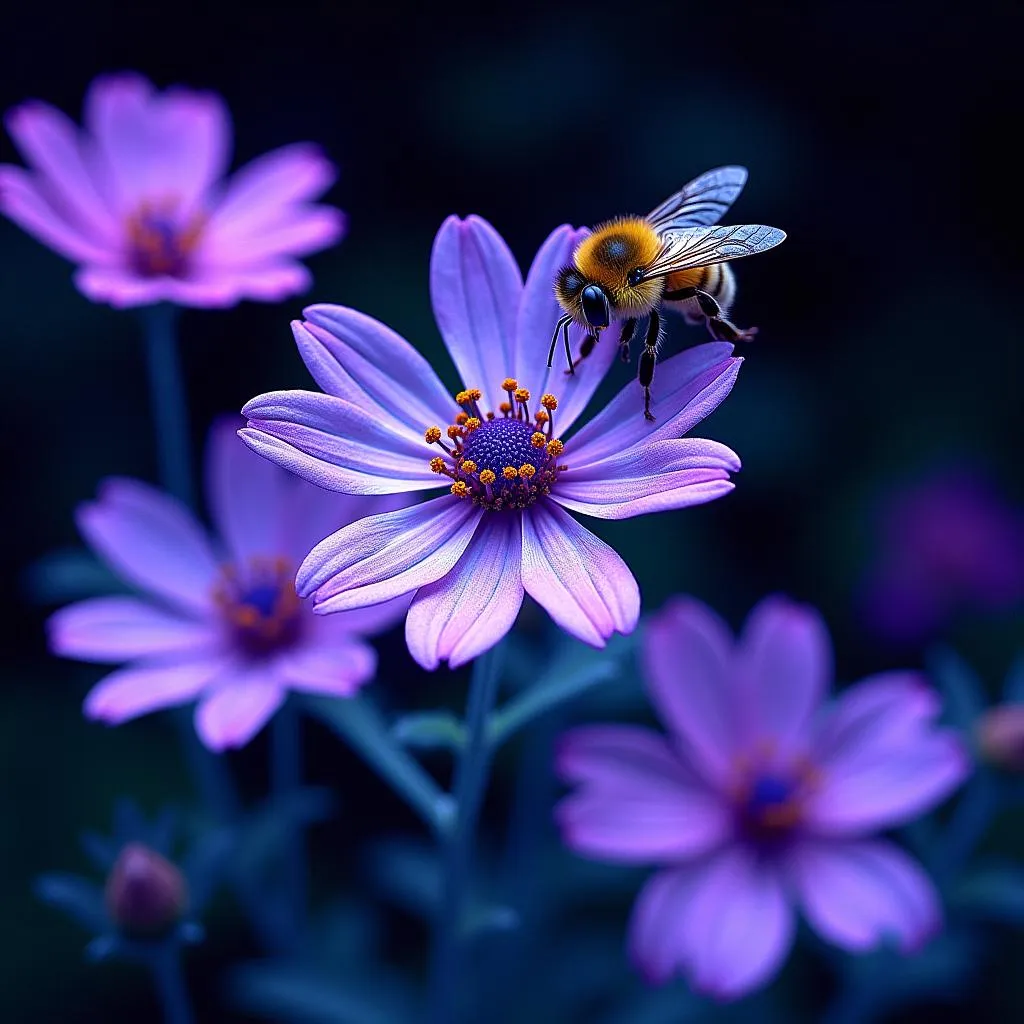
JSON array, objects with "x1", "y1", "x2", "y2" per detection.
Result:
[
  {"x1": 150, "y1": 945, "x2": 195, "y2": 1024},
  {"x1": 428, "y1": 644, "x2": 504, "y2": 1024},
  {"x1": 272, "y1": 699, "x2": 306, "y2": 950}
]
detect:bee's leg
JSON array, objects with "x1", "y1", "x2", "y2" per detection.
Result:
[
  {"x1": 662, "y1": 286, "x2": 758, "y2": 342},
  {"x1": 548, "y1": 314, "x2": 573, "y2": 369},
  {"x1": 619, "y1": 317, "x2": 638, "y2": 363},
  {"x1": 563, "y1": 318, "x2": 576, "y2": 375},
  {"x1": 564, "y1": 329, "x2": 597, "y2": 375},
  {"x1": 638, "y1": 309, "x2": 661, "y2": 422}
]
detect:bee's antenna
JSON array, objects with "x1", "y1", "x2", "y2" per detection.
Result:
[{"x1": 548, "y1": 314, "x2": 572, "y2": 368}]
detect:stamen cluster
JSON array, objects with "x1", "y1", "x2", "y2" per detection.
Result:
[
  {"x1": 125, "y1": 198, "x2": 205, "y2": 278},
  {"x1": 733, "y1": 756, "x2": 821, "y2": 846},
  {"x1": 424, "y1": 381, "x2": 566, "y2": 511},
  {"x1": 212, "y1": 556, "x2": 302, "y2": 655}
]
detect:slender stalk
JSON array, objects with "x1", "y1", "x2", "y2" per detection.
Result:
[
  {"x1": 428, "y1": 644, "x2": 503, "y2": 1024},
  {"x1": 273, "y1": 699, "x2": 306, "y2": 950},
  {"x1": 150, "y1": 946, "x2": 195, "y2": 1024},
  {"x1": 142, "y1": 304, "x2": 194, "y2": 509}
]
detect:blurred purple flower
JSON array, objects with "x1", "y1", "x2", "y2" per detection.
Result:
[
  {"x1": 860, "y1": 467, "x2": 1024, "y2": 643},
  {"x1": 241, "y1": 216, "x2": 743, "y2": 669},
  {"x1": 555, "y1": 595, "x2": 969, "y2": 1000},
  {"x1": 48, "y1": 421, "x2": 403, "y2": 750},
  {"x1": 1, "y1": 72, "x2": 344, "y2": 307}
]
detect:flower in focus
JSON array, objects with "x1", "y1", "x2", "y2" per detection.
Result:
[
  {"x1": 1, "y1": 72, "x2": 344, "y2": 307},
  {"x1": 859, "y1": 466, "x2": 1024, "y2": 643},
  {"x1": 241, "y1": 216, "x2": 743, "y2": 669},
  {"x1": 49, "y1": 420, "x2": 403, "y2": 750},
  {"x1": 555, "y1": 595, "x2": 970, "y2": 1000}
]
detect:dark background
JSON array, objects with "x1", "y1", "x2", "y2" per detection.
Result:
[{"x1": 2, "y1": 1, "x2": 1023, "y2": 1020}]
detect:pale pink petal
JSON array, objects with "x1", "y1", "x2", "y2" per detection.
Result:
[
  {"x1": 295, "y1": 305, "x2": 454, "y2": 431},
  {"x1": 642, "y1": 597, "x2": 739, "y2": 788},
  {"x1": 4, "y1": 101, "x2": 118, "y2": 242},
  {"x1": 405, "y1": 514, "x2": 524, "y2": 670},
  {"x1": 521, "y1": 502, "x2": 639, "y2": 647},
  {"x1": 194, "y1": 671, "x2": 285, "y2": 751},
  {"x1": 49, "y1": 596, "x2": 220, "y2": 663},
  {"x1": 788, "y1": 839, "x2": 941, "y2": 953},
  {"x1": 199, "y1": 205, "x2": 343, "y2": 265},
  {"x1": 555, "y1": 726, "x2": 729, "y2": 862},
  {"x1": 275, "y1": 637, "x2": 376, "y2": 697},
  {"x1": 553, "y1": 438, "x2": 739, "y2": 519},
  {"x1": 77, "y1": 478, "x2": 219, "y2": 616},
  {"x1": 735, "y1": 596, "x2": 831, "y2": 750},
  {"x1": 0, "y1": 166, "x2": 113, "y2": 263},
  {"x1": 298, "y1": 495, "x2": 483, "y2": 612},
  {"x1": 805, "y1": 731, "x2": 969, "y2": 835},
  {"x1": 430, "y1": 215, "x2": 522, "y2": 403},
  {"x1": 84, "y1": 73, "x2": 230, "y2": 213},
  {"x1": 241, "y1": 391, "x2": 442, "y2": 494},
  {"x1": 84, "y1": 654, "x2": 231, "y2": 724},
  {"x1": 568, "y1": 346, "x2": 740, "y2": 467},
  {"x1": 202, "y1": 143, "x2": 337, "y2": 234},
  {"x1": 512, "y1": 224, "x2": 616, "y2": 433},
  {"x1": 630, "y1": 849, "x2": 793, "y2": 999}
]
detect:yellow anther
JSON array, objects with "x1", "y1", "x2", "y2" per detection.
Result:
[
  {"x1": 531, "y1": 432, "x2": 546, "y2": 448},
  {"x1": 503, "y1": 466, "x2": 518, "y2": 480},
  {"x1": 502, "y1": 377, "x2": 519, "y2": 392},
  {"x1": 546, "y1": 439, "x2": 564, "y2": 456},
  {"x1": 534, "y1": 409, "x2": 549, "y2": 424},
  {"x1": 429, "y1": 456, "x2": 446, "y2": 473},
  {"x1": 464, "y1": 417, "x2": 481, "y2": 432},
  {"x1": 466, "y1": 388, "x2": 482, "y2": 401},
  {"x1": 447, "y1": 425, "x2": 463, "y2": 440},
  {"x1": 479, "y1": 469, "x2": 496, "y2": 485},
  {"x1": 455, "y1": 390, "x2": 471, "y2": 405},
  {"x1": 455, "y1": 412, "x2": 469, "y2": 425},
  {"x1": 425, "y1": 426, "x2": 442, "y2": 444},
  {"x1": 514, "y1": 387, "x2": 531, "y2": 403},
  {"x1": 540, "y1": 394, "x2": 558, "y2": 410},
  {"x1": 450, "y1": 481, "x2": 470, "y2": 498},
  {"x1": 519, "y1": 463, "x2": 536, "y2": 479},
  {"x1": 499, "y1": 402, "x2": 512, "y2": 415},
  {"x1": 461, "y1": 459, "x2": 478, "y2": 474}
]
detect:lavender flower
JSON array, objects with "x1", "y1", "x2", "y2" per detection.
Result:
[
  {"x1": 241, "y1": 216, "x2": 742, "y2": 669},
  {"x1": 555, "y1": 595, "x2": 969, "y2": 1000},
  {"x1": 860, "y1": 466, "x2": 1024, "y2": 643},
  {"x1": 0, "y1": 72, "x2": 343, "y2": 307},
  {"x1": 49, "y1": 421, "x2": 403, "y2": 750}
]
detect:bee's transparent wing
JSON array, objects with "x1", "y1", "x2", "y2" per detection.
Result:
[
  {"x1": 642, "y1": 223, "x2": 786, "y2": 279},
  {"x1": 646, "y1": 166, "x2": 749, "y2": 232}
]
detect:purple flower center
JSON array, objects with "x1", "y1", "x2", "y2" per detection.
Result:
[
  {"x1": 423, "y1": 380, "x2": 566, "y2": 511},
  {"x1": 735, "y1": 767, "x2": 813, "y2": 846},
  {"x1": 212, "y1": 557, "x2": 303, "y2": 656},
  {"x1": 125, "y1": 199, "x2": 205, "y2": 278}
]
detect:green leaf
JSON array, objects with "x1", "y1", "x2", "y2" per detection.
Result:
[
  {"x1": 488, "y1": 635, "x2": 633, "y2": 748},
  {"x1": 304, "y1": 694, "x2": 454, "y2": 837},
  {"x1": 926, "y1": 646, "x2": 986, "y2": 728},
  {"x1": 392, "y1": 711, "x2": 465, "y2": 752},
  {"x1": 22, "y1": 547, "x2": 124, "y2": 604},
  {"x1": 953, "y1": 861, "x2": 1024, "y2": 924}
]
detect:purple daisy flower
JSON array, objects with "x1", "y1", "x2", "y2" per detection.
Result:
[
  {"x1": 240, "y1": 216, "x2": 742, "y2": 669},
  {"x1": 48, "y1": 420, "x2": 404, "y2": 751},
  {"x1": 0, "y1": 72, "x2": 343, "y2": 307},
  {"x1": 555, "y1": 595, "x2": 970, "y2": 1000},
  {"x1": 859, "y1": 465, "x2": 1024, "y2": 643}
]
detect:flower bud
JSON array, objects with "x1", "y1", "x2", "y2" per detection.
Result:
[
  {"x1": 104, "y1": 843, "x2": 187, "y2": 938},
  {"x1": 976, "y1": 705, "x2": 1024, "y2": 772}
]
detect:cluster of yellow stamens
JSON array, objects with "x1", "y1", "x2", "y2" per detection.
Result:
[
  {"x1": 211, "y1": 556, "x2": 302, "y2": 655},
  {"x1": 423, "y1": 380, "x2": 567, "y2": 510}
]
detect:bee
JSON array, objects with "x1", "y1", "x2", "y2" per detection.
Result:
[{"x1": 549, "y1": 166, "x2": 785, "y2": 420}]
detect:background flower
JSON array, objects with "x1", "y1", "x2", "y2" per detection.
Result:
[
  {"x1": 556, "y1": 595, "x2": 970, "y2": 999},
  {"x1": 242, "y1": 216, "x2": 743, "y2": 669},
  {"x1": 49, "y1": 420, "x2": 404, "y2": 750},
  {"x1": 0, "y1": 72, "x2": 344, "y2": 307}
]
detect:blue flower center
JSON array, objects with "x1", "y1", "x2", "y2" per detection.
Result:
[
  {"x1": 213, "y1": 557, "x2": 303, "y2": 656},
  {"x1": 423, "y1": 380, "x2": 566, "y2": 511},
  {"x1": 738, "y1": 771, "x2": 804, "y2": 844},
  {"x1": 125, "y1": 200, "x2": 204, "y2": 278}
]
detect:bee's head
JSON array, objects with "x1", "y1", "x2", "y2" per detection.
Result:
[{"x1": 580, "y1": 283, "x2": 611, "y2": 329}]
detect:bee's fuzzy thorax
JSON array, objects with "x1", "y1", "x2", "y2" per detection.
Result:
[{"x1": 572, "y1": 217, "x2": 662, "y2": 289}]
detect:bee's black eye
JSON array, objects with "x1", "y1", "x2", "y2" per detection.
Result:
[
  {"x1": 581, "y1": 285, "x2": 611, "y2": 328},
  {"x1": 627, "y1": 268, "x2": 645, "y2": 287}
]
